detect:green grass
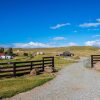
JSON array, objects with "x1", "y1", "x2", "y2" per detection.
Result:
[
  {"x1": 0, "y1": 46, "x2": 87, "y2": 99},
  {"x1": 0, "y1": 56, "x2": 76, "y2": 99},
  {"x1": 55, "y1": 56, "x2": 77, "y2": 70},
  {"x1": 0, "y1": 74, "x2": 54, "y2": 99},
  {"x1": 0, "y1": 45, "x2": 98, "y2": 99}
]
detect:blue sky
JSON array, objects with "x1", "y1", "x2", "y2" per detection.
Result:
[{"x1": 0, "y1": 0, "x2": 100, "y2": 48}]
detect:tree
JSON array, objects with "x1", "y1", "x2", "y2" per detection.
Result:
[
  {"x1": 23, "y1": 53, "x2": 28, "y2": 56},
  {"x1": 29, "y1": 54, "x2": 33, "y2": 58},
  {"x1": 6, "y1": 48, "x2": 13, "y2": 56},
  {"x1": 0, "y1": 48, "x2": 4, "y2": 53}
]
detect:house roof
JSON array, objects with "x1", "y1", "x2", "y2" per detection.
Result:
[{"x1": 0, "y1": 53, "x2": 5, "y2": 56}]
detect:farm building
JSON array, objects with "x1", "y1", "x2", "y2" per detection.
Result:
[
  {"x1": 59, "y1": 51, "x2": 74, "y2": 57},
  {"x1": 0, "y1": 53, "x2": 13, "y2": 59},
  {"x1": 36, "y1": 52, "x2": 45, "y2": 55}
]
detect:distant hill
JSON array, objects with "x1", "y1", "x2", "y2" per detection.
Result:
[
  {"x1": 13, "y1": 46, "x2": 100, "y2": 52},
  {"x1": 13, "y1": 46, "x2": 100, "y2": 57}
]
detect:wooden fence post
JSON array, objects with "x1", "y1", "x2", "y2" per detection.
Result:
[
  {"x1": 42, "y1": 57, "x2": 44, "y2": 71},
  {"x1": 91, "y1": 55, "x2": 93, "y2": 68},
  {"x1": 52, "y1": 57, "x2": 54, "y2": 68},
  {"x1": 13, "y1": 62, "x2": 16, "y2": 77},
  {"x1": 30, "y1": 61, "x2": 33, "y2": 70}
]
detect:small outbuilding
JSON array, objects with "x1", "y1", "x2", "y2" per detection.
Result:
[
  {"x1": 0, "y1": 55, "x2": 13, "y2": 59},
  {"x1": 0, "y1": 53, "x2": 13, "y2": 59},
  {"x1": 36, "y1": 52, "x2": 45, "y2": 55},
  {"x1": 59, "y1": 51, "x2": 74, "y2": 57}
]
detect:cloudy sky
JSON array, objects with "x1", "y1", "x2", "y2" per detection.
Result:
[{"x1": 0, "y1": 0, "x2": 100, "y2": 48}]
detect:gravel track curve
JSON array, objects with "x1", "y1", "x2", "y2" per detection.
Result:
[{"x1": 5, "y1": 58, "x2": 100, "y2": 100}]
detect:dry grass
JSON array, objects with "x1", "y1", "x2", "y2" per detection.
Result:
[{"x1": 13, "y1": 46, "x2": 100, "y2": 57}]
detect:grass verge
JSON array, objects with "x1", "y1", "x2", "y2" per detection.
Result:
[
  {"x1": 0, "y1": 74, "x2": 54, "y2": 99},
  {"x1": 55, "y1": 57, "x2": 77, "y2": 70}
]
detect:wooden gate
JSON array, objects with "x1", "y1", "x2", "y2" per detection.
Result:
[{"x1": 91, "y1": 55, "x2": 100, "y2": 68}]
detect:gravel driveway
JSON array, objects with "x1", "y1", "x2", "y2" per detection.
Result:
[{"x1": 5, "y1": 58, "x2": 100, "y2": 100}]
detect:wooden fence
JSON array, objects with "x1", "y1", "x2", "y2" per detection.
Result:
[
  {"x1": 91, "y1": 55, "x2": 100, "y2": 68},
  {"x1": 0, "y1": 57, "x2": 54, "y2": 78}
]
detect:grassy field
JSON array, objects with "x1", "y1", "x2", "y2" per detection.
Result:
[
  {"x1": 0, "y1": 46, "x2": 100, "y2": 99},
  {"x1": 12, "y1": 46, "x2": 100, "y2": 57},
  {"x1": 0, "y1": 56, "x2": 76, "y2": 99},
  {"x1": 0, "y1": 74, "x2": 54, "y2": 99},
  {"x1": 0, "y1": 46, "x2": 99, "y2": 63},
  {"x1": 1, "y1": 46, "x2": 100, "y2": 63}
]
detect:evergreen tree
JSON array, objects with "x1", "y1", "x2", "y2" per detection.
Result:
[
  {"x1": 6, "y1": 48, "x2": 13, "y2": 56},
  {"x1": 0, "y1": 48, "x2": 4, "y2": 53}
]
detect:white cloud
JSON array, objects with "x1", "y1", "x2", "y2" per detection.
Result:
[
  {"x1": 13, "y1": 42, "x2": 51, "y2": 48},
  {"x1": 85, "y1": 40, "x2": 100, "y2": 47},
  {"x1": 53, "y1": 37, "x2": 66, "y2": 41},
  {"x1": 96, "y1": 18, "x2": 100, "y2": 22},
  {"x1": 67, "y1": 42, "x2": 78, "y2": 46},
  {"x1": 88, "y1": 28, "x2": 99, "y2": 31},
  {"x1": 79, "y1": 18, "x2": 100, "y2": 28},
  {"x1": 79, "y1": 22, "x2": 100, "y2": 28},
  {"x1": 92, "y1": 35, "x2": 100, "y2": 38},
  {"x1": 50, "y1": 23, "x2": 71, "y2": 29}
]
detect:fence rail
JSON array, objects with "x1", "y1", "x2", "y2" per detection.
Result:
[
  {"x1": 91, "y1": 55, "x2": 100, "y2": 68},
  {"x1": 0, "y1": 57, "x2": 54, "y2": 78}
]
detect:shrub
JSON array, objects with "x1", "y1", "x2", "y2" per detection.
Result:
[{"x1": 23, "y1": 53, "x2": 28, "y2": 56}]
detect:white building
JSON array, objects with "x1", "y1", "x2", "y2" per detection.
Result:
[
  {"x1": 0, "y1": 55, "x2": 13, "y2": 59},
  {"x1": 36, "y1": 52, "x2": 44, "y2": 55}
]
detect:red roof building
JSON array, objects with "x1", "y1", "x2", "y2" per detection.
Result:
[{"x1": 0, "y1": 53, "x2": 5, "y2": 56}]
